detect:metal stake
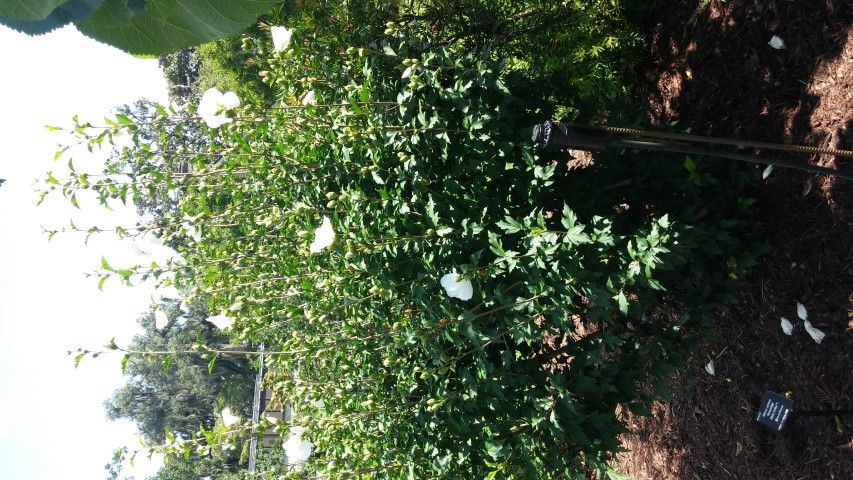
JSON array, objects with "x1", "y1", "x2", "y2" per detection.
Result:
[{"x1": 532, "y1": 120, "x2": 853, "y2": 181}]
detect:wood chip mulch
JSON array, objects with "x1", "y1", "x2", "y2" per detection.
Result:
[{"x1": 616, "y1": 1, "x2": 853, "y2": 479}]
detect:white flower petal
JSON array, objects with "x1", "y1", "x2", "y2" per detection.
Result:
[
  {"x1": 154, "y1": 310, "x2": 169, "y2": 330},
  {"x1": 401, "y1": 66, "x2": 412, "y2": 79},
  {"x1": 220, "y1": 91, "x2": 241, "y2": 109},
  {"x1": 768, "y1": 35, "x2": 786, "y2": 50},
  {"x1": 440, "y1": 271, "x2": 473, "y2": 301},
  {"x1": 796, "y1": 302, "x2": 808, "y2": 321},
  {"x1": 309, "y1": 216, "x2": 335, "y2": 253},
  {"x1": 197, "y1": 88, "x2": 239, "y2": 128},
  {"x1": 206, "y1": 314, "x2": 234, "y2": 331},
  {"x1": 271, "y1": 26, "x2": 293, "y2": 52},
  {"x1": 283, "y1": 426, "x2": 314, "y2": 463},
  {"x1": 301, "y1": 90, "x2": 316, "y2": 106},
  {"x1": 310, "y1": 398, "x2": 325, "y2": 409},
  {"x1": 803, "y1": 320, "x2": 825, "y2": 344},
  {"x1": 762, "y1": 165, "x2": 774, "y2": 179},
  {"x1": 221, "y1": 408, "x2": 239, "y2": 427},
  {"x1": 264, "y1": 415, "x2": 280, "y2": 425},
  {"x1": 780, "y1": 317, "x2": 794, "y2": 335},
  {"x1": 704, "y1": 359, "x2": 715, "y2": 376}
]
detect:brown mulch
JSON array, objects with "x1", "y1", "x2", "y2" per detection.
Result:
[{"x1": 615, "y1": 1, "x2": 853, "y2": 479}]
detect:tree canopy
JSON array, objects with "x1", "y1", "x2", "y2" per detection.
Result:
[{"x1": 103, "y1": 299, "x2": 255, "y2": 444}]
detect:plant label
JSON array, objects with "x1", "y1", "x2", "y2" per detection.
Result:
[{"x1": 756, "y1": 390, "x2": 792, "y2": 431}]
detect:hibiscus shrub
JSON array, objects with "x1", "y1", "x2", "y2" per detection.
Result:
[{"x1": 46, "y1": 5, "x2": 765, "y2": 480}]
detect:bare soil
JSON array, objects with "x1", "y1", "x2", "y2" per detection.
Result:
[{"x1": 615, "y1": 1, "x2": 853, "y2": 479}]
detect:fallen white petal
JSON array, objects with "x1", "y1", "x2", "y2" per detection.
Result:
[
  {"x1": 206, "y1": 313, "x2": 234, "y2": 331},
  {"x1": 803, "y1": 320, "x2": 825, "y2": 344},
  {"x1": 440, "y1": 271, "x2": 473, "y2": 301},
  {"x1": 780, "y1": 317, "x2": 794, "y2": 335},
  {"x1": 221, "y1": 408, "x2": 240, "y2": 427},
  {"x1": 796, "y1": 302, "x2": 808, "y2": 321},
  {"x1": 704, "y1": 359, "x2": 715, "y2": 376},
  {"x1": 154, "y1": 310, "x2": 169, "y2": 330},
  {"x1": 309, "y1": 216, "x2": 335, "y2": 253},
  {"x1": 762, "y1": 165, "x2": 774, "y2": 179},
  {"x1": 768, "y1": 35, "x2": 786, "y2": 50}
]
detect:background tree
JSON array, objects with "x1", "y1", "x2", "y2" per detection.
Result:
[
  {"x1": 148, "y1": 456, "x2": 244, "y2": 480},
  {"x1": 103, "y1": 299, "x2": 255, "y2": 445},
  {"x1": 158, "y1": 48, "x2": 201, "y2": 106},
  {"x1": 104, "y1": 447, "x2": 135, "y2": 480}
]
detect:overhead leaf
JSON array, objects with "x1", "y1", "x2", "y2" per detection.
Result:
[
  {"x1": 74, "y1": 0, "x2": 282, "y2": 55},
  {"x1": 0, "y1": 0, "x2": 73, "y2": 21},
  {"x1": 0, "y1": 0, "x2": 103, "y2": 35}
]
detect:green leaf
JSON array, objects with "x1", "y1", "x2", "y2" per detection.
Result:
[
  {"x1": 120, "y1": 354, "x2": 130, "y2": 374},
  {"x1": 74, "y1": 0, "x2": 281, "y2": 55},
  {"x1": 74, "y1": 350, "x2": 87, "y2": 368},
  {"x1": 162, "y1": 354, "x2": 172, "y2": 374},
  {"x1": 484, "y1": 439, "x2": 503, "y2": 460},
  {"x1": 564, "y1": 225, "x2": 590, "y2": 245},
  {"x1": 382, "y1": 45, "x2": 397, "y2": 56},
  {"x1": 0, "y1": 0, "x2": 77, "y2": 21},
  {"x1": 617, "y1": 291, "x2": 629, "y2": 315},
  {"x1": 561, "y1": 204, "x2": 577, "y2": 229},
  {"x1": 207, "y1": 355, "x2": 217, "y2": 375},
  {"x1": 496, "y1": 216, "x2": 522, "y2": 234},
  {"x1": 0, "y1": 0, "x2": 103, "y2": 35},
  {"x1": 114, "y1": 113, "x2": 133, "y2": 125}
]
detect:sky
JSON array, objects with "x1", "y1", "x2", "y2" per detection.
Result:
[{"x1": 0, "y1": 25, "x2": 171, "y2": 479}]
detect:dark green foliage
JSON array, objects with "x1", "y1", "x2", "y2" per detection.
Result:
[{"x1": 46, "y1": 1, "x2": 770, "y2": 478}]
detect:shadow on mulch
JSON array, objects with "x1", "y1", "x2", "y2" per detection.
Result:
[{"x1": 616, "y1": 1, "x2": 853, "y2": 479}]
